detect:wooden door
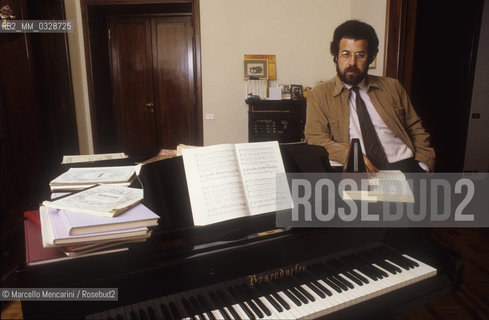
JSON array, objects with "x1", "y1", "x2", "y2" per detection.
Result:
[
  {"x1": 109, "y1": 17, "x2": 158, "y2": 157},
  {"x1": 109, "y1": 15, "x2": 197, "y2": 157},
  {"x1": 152, "y1": 16, "x2": 196, "y2": 149}
]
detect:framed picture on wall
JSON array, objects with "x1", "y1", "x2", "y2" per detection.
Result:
[
  {"x1": 290, "y1": 84, "x2": 303, "y2": 99},
  {"x1": 244, "y1": 54, "x2": 276, "y2": 80},
  {"x1": 244, "y1": 59, "x2": 268, "y2": 80}
]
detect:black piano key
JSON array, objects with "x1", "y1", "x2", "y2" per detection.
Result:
[
  {"x1": 197, "y1": 294, "x2": 217, "y2": 320},
  {"x1": 181, "y1": 297, "x2": 198, "y2": 320},
  {"x1": 324, "y1": 262, "x2": 355, "y2": 289},
  {"x1": 262, "y1": 282, "x2": 290, "y2": 310},
  {"x1": 240, "y1": 284, "x2": 272, "y2": 317},
  {"x1": 335, "y1": 259, "x2": 370, "y2": 284},
  {"x1": 269, "y1": 280, "x2": 302, "y2": 307},
  {"x1": 349, "y1": 268, "x2": 369, "y2": 284},
  {"x1": 362, "y1": 250, "x2": 402, "y2": 274},
  {"x1": 159, "y1": 302, "x2": 173, "y2": 320},
  {"x1": 190, "y1": 295, "x2": 213, "y2": 320},
  {"x1": 354, "y1": 254, "x2": 389, "y2": 279},
  {"x1": 341, "y1": 255, "x2": 380, "y2": 281},
  {"x1": 332, "y1": 259, "x2": 370, "y2": 284},
  {"x1": 400, "y1": 255, "x2": 420, "y2": 268},
  {"x1": 218, "y1": 288, "x2": 245, "y2": 320},
  {"x1": 147, "y1": 306, "x2": 157, "y2": 320},
  {"x1": 169, "y1": 301, "x2": 182, "y2": 320},
  {"x1": 138, "y1": 309, "x2": 148, "y2": 320},
  {"x1": 256, "y1": 283, "x2": 283, "y2": 313},
  {"x1": 303, "y1": 270, "x2": 332, "y2": 296},
  {"x1": 232, "y1": 285, "x2": 263, "y2": 319},
  {"x1": 329, "y1": 258, "x2": 365, "y2": 286},
  {"x1": 282, "y1": 277, "x2": 309, "y2": 305},
  {"x1": 327, "y1": 260, "x2": 364, "y2": 286},
  {"x1": 316, "y1": 263, "x2": 349, "y2": 291},
  {"x1": 208, "y1": 291, "x2": 232, "y2": 320},
  {"x1": 344, "y1": 269, "x2": 365, "y2": 286},
  {"x1": 296, "y1": 273, "x2": 326, "y2": 299},
  {"x1": 354, "y1": 253, "x2": 389, "y2": 278},
  {"x1": 375, "y1": 246, "x2": 418, "y2": 269},
  {"x1": 289, "y1": 276, "x2": 316, "y2": 302},
  {"x1": 129, "y1": 310, "x2": 138, "y2": 320},
  {"x1": 308, "y1": 265, "x2": 343, "y2": 293}
]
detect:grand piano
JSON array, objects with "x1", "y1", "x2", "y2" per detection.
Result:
[{"x1": 18, "y1": 144, "x2": 462, "y2": 319}]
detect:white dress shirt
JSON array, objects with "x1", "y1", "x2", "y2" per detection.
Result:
[{"x1": 345, "y1": 82, "x2": 428, "y2": 171}]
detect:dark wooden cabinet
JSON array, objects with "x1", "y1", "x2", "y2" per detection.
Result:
[
  {"x1": 246, "y1": 98, "x2": 306, "y2": 143},
  {"x1": 0, "y1": 0, "x2": 78, "y2": 286}
]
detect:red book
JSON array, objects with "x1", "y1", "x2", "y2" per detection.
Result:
[
  {"x1": 24, "y1": 210, "x2": 41, "y2": 229},
  {"x1": 24, "y1": 218, "x2": 66, "y2": 266},
  {"x1": 24, "y1": 216, "x2": 129, "y2": 266}
]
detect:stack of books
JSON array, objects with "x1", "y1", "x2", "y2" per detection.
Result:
[
  {"x1": 40, "y1": 184, "x2": 157, "y2": 247},
  {"x1": 49, "y1": 165, "x2": 139, "y2": 191},
  {"x1": 25, "y1": 165, "x2": 159, "y2": 265}
]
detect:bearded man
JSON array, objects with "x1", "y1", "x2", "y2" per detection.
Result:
[{"x1": 305, "y1": 20, "x2": 435, "y2": 173}]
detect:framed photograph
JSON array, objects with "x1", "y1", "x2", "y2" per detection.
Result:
[
  {"x1": 290, "y1": 84, "x2": 303, "y2": 99},
  {"x1": 244, "y1": 59, "x2": 268, "y2": 80},
  {"x1": 280, "y1": 85, "x2": 291, "y2": 99},
  {"x1": 244, "y1": 54, "x2": 276, "y2": 80}
]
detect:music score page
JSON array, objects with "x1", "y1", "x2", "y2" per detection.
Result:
[{"x1": 181, "y1": 141, "x2": 292, "y2": 226}]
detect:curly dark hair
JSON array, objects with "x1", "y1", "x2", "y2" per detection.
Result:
[{"x1": 330, "y1": 20, "x2": 379, "y2": 65}]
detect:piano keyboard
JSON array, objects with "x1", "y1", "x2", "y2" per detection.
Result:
[{"x1": 86, "y1": 245, "x2": 437, "y2": 320}]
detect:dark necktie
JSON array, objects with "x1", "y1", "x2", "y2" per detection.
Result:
[{"x1": 351, "y1": 86, "x2": 388, "y2": 169}]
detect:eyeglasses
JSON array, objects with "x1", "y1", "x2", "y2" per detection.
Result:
[{"x1": 338, "y1": 51, "x2": 368, "y2": 62}]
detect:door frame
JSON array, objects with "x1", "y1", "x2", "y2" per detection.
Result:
[
  {"x1": 385, "y1": 0, "x2": 417, "y2": 95},
  {"x1": 80, "y1": 0, "x2": 203, "y2": 153}
]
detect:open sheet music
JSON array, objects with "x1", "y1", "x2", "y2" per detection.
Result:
[
  {"x1": 342, "y1": 170, "x2": 415, "y2": 203},
  {"x1": 182, "y1": 141, "x2": 293, "y2": 226}
]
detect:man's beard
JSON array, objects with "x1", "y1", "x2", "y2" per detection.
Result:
[{"x1": 336, "y1": 64, "x2": 368, "y2": 85}]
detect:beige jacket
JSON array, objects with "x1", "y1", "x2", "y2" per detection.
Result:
[{"x1": 305, "y1": 75, "x2": 435, "y2": 171}]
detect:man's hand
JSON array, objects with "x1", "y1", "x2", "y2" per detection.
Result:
[{"x1": 363, "y1": 155, "x2": 378, "y2": 173}]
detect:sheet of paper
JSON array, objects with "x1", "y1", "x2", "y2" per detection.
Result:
[
  {"x1": 182, "y1": 144, "x2": 249, "y2": 226},
  {"x1": 61, "y1": 153, "x2": 128, "y2": 164},
  {"x1": 235, "y1": 141, "x2": 293, "y2": 215}
]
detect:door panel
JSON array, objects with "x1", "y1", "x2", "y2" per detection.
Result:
[
  {"x1": 152, "y1": 16, "x2": 196, "y2": 149},
  {"x1": 109, "y1": 17, "x2": 158, "y2": 157}
]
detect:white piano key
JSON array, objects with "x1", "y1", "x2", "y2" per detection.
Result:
[
  {"x1": 273, "y1": 288, "x2": 309, "y2": 319},
  {"x1": 283, "y1": 283, "x2": 318, "y2": 320},
  {"x1": 335, "y1": 272, "x2": 372, "y2": 303},
  {"x1": 193, "y1": 287, "x2": 222, "y2": 320},
  {"x1": 317, "y1": 277, "x2": 359, "y2": 311},
  {"x1": 255, "y1": 290, "x2": 294, "y2": 320},
  {"x1": 206, "y1": 286, "x2": 234, "y2": 320},
  {"x1": 184, "y1": 289, "x2": 208, "y2": 320},
  {"x1": 242, "y1": 285, "x2": 279, "y2": 320},
  {"x1": 296, "y1": 281, "x2": 337, "y2": 318},
  {"x1": 213, "y1": 282, "x2": 249, "y2": 320},
  {"x1": 112, "y1": 306, "x2": 127, "y2": 320},
  {"x1": 352, "y1": 268, "x2": 391, "y2": 299},
  {"x1": 84, "y1": 246, "x2": 440, "y2": 320},
  {"x1": 169, "y1": 292, "x2": 193, "y2": 320},
  {"x1": 243, "y1": 284, "x2": 277, "y2": 320}
]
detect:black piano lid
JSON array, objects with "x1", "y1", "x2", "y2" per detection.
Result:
[
  {"x1": 135, "y1": 143, "x2": 334, "y2": 249},
  {"x1": 18, "y1": 144, "x2": 463, "y2": 319}
]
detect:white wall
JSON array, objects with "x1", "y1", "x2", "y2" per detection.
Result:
[
  {"x1": 200, "y1": 0, "x2": 387, "y2": 145},
  {"x1": 64, "y1": 0, "x2": 93, "y2": 154},
  {"x1": 66, "y1": 0, "x2": 387, "y2": 151},
  {"x1": 464, "y1": 0, "x2": 489, "y2": 172},
  {"x1": 351, "y1": 0, "x2": 387, "y2": 77}
]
